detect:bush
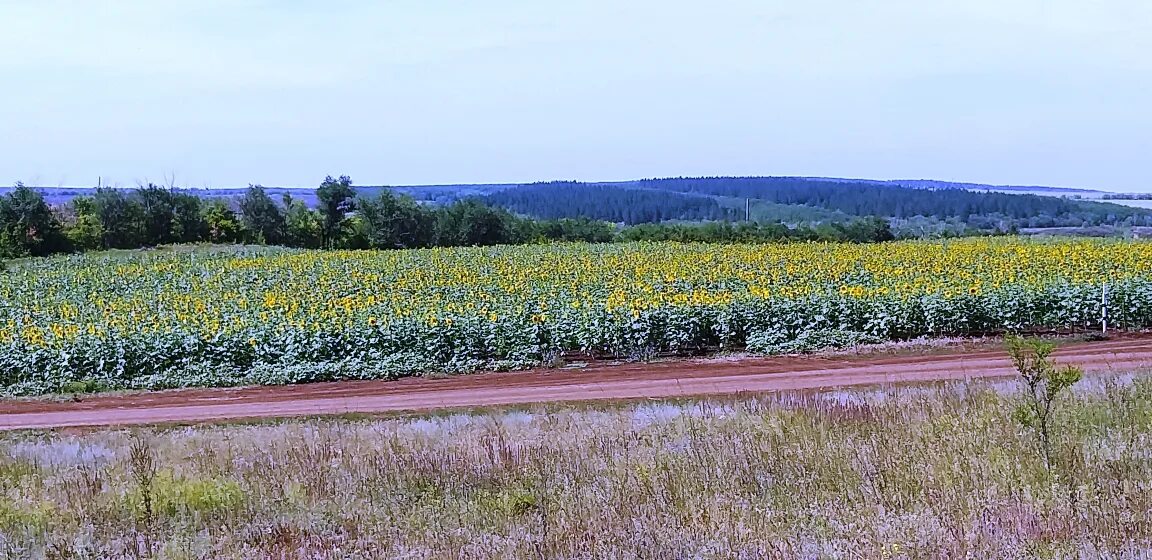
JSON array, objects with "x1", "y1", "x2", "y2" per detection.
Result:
[{"x1": 1006, "y1": 336, "x2": 1083, "y2": 472}]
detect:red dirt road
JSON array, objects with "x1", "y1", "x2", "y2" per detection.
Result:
[{"x1": 3, "y1": 338, "x2": 1152, "y2": 430}]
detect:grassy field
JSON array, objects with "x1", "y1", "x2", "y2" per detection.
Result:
[
  {"x1": 1, "y1": 376, "x2": 1150, "y2": 558},
  {"x1": 2, "y1": 238, "x2": 1150, "y2": 396}
]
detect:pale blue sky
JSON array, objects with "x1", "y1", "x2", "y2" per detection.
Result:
[{"x1": 2, "y1": 1, "x2": 1149, "y2": 190}]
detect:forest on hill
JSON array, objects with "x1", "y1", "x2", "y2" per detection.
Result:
[
  {"x1": 4, "y1": 176, "x2": 1143, "y2": 232},
  {"x1": 483, "y1": 177, "x2": 1150, "y2": 229},
  {"x1": 4, "y1": 176, "x2": 1148, "y2": 260}
]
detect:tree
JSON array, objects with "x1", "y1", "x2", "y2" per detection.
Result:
[
  {"x1": 435, "y1": 198, "x2": 528, "y2": 247},
  {"x1": 238, "y1": 185, "x2": 285, "y2": 244},
  {"x1": 134, "y1": 184, "x2": 179, "y2": 245},
  {"x1": 356, "y1": 190, "x2": 436, "y2": 249},
  {"x1": 834, "y1": 217, "x2": 896, "y2": 243},
  {"x1": 0, "y1": 183, "x2": 69, "y2": 258},
  {"x1": 92, "y1": 188, "x2": 146, "y2": 249},
  {"x1": 480, "y1": 177, "x2": 1152, "y2": 231},
  {"x1": 170, "y1": 192, "x2": 207, "y2": 243},
  {"x1": 536, "y1": 218, "x2": 616, "y2": 243},
  {"x1": 282, "y1": 194, "x2": 322, "y2": 249},
  {"x1": 1006, "y1": 336, "x2": 1083, "y2": 472},
  {"x1": 126, "y1": 185, "x2": 206, "y2": 245},
  {"x1": 202, "y1": 200, "x2": 242, "y2": 243},
  {"x1": 60, "y1": 196, "x2": 104, "y2": 251},
  {"x1": 315, "y1": 175, "x2": 356, "y2": 248}
]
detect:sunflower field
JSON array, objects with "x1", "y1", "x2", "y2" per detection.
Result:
[{"x1": 1, "y1": 238, "x2": 1149, "y2": 395}]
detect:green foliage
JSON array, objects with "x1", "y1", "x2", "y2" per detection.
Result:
[
  {"x1": 827, "y1": 216, "x2": 895, "y2": 243},
  {"x1": 0, "y1": 238, "x2": 1138, "y2": 396},
  {"x1": 617, "y1": 219, "x2": 896, "y2": 244},
  {"x1": 132, "y1": 185, "x2": 208, "y2": 245},
  {"x1": 533, "y1": 218, "x2": 616, "y2": 243},
  {"x1": 487, "y1": 176, "x2": 1152, "y2": 229},
  {"x1": 170, "y1": 191, "x2": 208, "y2": 243},
  {"x1": 202, "y1": 200, "x2": 243, "y2": 243},
  {"x1": 61, "y1": 378, "x2": 106, "y2": 394},
  {"x1": 238, "y1": 185, "x2": 286, "y2": 244},
  {"x1": 0, "y1": 183, "x2": 69, "y2": 258},
  {"x1": 1005, "y1": 336, "x2": 1083, "y2": 471},
  {"x1": 434, "y1": 198, "x2": 530, "y2": 247},
  {"x1": 62, "y1": 196, "x2": 105, "y2": 252},
  {"x1": 487, "y1": 182, "x2": 733, "y2": 223},
  {"x1": 747, "y1": 328, "x2": 883, "y2": 355},
  {"x1": 2, "y1": 175, "x2": 937, "y2": 263},
  {"x1": 282, "y1": 193, "x2": 323, "y2": 249},
  {"x1": 316, "y1": 175, "x2": 356, "y2": 248},
  {"x1": 0, "y1": 499, "x2": 55, "y2": 533},
  {"x1": 136, "y1": 184, "x2": 177, "y2": 243},
  {"x1": 123, "y1": 470, "x2": 246, "y2": 521},
  {"x1": 357, "y1": 189, "x2": 436, "y2": 249},
  {"x1": 619, "y1": 221, "x2": 787, "y2": 243},
  {"x1": 9, "y1": 174, "x2": 1152, "y2": 265},
  {"x1": 92, "y1": 187, "x2": 146, "y2": 248},
  {"x1": 0, "y1": 451, "x2": 38, "y2": 491}
]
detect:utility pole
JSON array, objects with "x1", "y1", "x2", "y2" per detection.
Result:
[
  {"x1": 745, "y1": 198, "x2": 750, "y2": 222},
  {"x1": 1102, "y1": 283, "x2": 1109, "y2": 335}
]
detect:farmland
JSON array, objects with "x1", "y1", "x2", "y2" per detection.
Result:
[{"x1": 1, "y1": 238, "x2": 1150, "y2": 396}]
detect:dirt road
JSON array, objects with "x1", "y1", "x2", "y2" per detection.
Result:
[{"x1": 2, "y1": 337, "x2": 1151, "y2": 430}]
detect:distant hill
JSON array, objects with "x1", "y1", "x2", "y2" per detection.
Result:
[
  {"x1": 4, "y1": 176, "x2": 1147, "y2": 231},
  {"x1": 883, "y1": 179, "x2": 1107, "y2": 196},
  {"x1": 481, "y1": 177, "x2": 1148, "y2": 228},
  {"x1": 804, "y1": 177, "x2": 1107, "y2": 195}
]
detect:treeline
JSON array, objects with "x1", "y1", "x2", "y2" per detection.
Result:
[
  {"x1": 480, "y1": 177, "x2": 1152, "y2": 228},
  {"x1": 0, "y1": 177, "x2": 901, "y2": 259},
  {"x1": 1103, "y1": 193, "x2": 1152, "y2": 201},
  {"x1": 638, "y1": 177, "x2": 1152, "y2": 226},
  {"x1": 0, "y1": 176, "x2": 539, "y2": 257},
  {"x1": 618, "y1": 218, "x2": 895, "y2": 244},
  {"x1": 485, "y1": 183, "x2": 733, "y2": 223}
]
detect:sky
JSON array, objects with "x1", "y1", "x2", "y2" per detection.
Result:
[{"x1": 1, "y1": 0, "x2": 1150, "y2": 191}]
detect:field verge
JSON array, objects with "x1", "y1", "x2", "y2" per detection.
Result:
[{"x1": 1, "y1": 377, "x2": 1150, "y2": 558}]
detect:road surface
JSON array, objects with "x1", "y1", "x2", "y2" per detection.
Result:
[{"x1": 2, "y1": 337, "x2": 1151, "y2": 430}]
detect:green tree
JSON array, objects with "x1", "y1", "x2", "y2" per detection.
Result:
[
  {"x1": 238, "y1": 185, "x2": 285, "y2": 244},
  {"x1": 134, "y1": 184, "x2": 178, "y2": 245},
  {"x1": 129, "y1": 186, "x2": 206, "y2": 245},
  {"x1": 282, "y1": 194, "x2": 322, "y2": 249},
  {"x1": 170, "y1": 192, "x2": 207, "y2": 243},
  {"x1": 315, "y1": 175, "x2": 356, "y2": 248},
  {"x1": 835, "y1": 217, "x2": 895, "y2": 243},
  {"x1": 1006, "y1": 336, "x2": 1083, "y2": 472},
  {"x1": 92, "y1": 188, "x2": 146, "y2": 249},
  {"x1": 356, "y1": 190, "x2": 436, "y2": 249},
  {"x1": 435, "y1": 199, "x2": 529, "y2": 247},
  {"x1": 61, "y1": 196, "x2": 105, "y2": 251},
  {"x1": 0, "y1": 183, "x2": 69, "y2": 258},
  {"x1": 202, "y1": 200, "x2": 242, "y2": 243}
]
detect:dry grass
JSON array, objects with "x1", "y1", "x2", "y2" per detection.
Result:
[{"x1": 2, "y1": 377, "x2": 1151, "y2": 559}]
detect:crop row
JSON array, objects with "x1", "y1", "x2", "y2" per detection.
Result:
[{"x1": 0, "y1": 239, "x2": 1146, "y2": 395}]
